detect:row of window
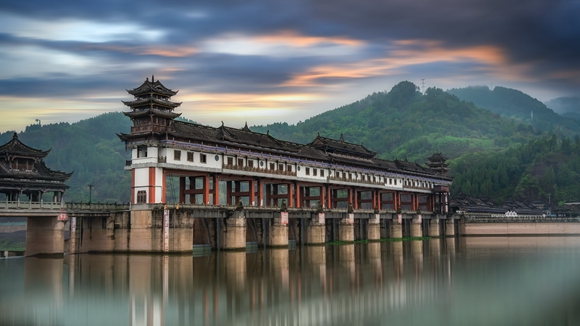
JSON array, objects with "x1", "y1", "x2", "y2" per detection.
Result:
[
  {"x1": 174, "y1": 150, "x2": 207, "y2": 163},
  {"x1": 169, "y1": 149, "x2": 433, "y2": 188}
]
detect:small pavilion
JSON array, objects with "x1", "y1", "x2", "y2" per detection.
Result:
[{"x1": 0, "y1": 133, "x2": 72, "y2": 205}]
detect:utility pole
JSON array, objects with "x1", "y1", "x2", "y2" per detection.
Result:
[
  {"x1": 421, "y1": 79, "x2": 426, "y2": 93},
  {"x1": 88, "y1": 184, "x2": 94, "y2": 203}
]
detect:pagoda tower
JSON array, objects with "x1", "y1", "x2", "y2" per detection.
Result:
[
  {"x1": 122, "y1": 75, "x2": 182, "y2": 135},
  {"x1": 426, "y1": 152, "x2": 449, "y2": 176},
  {"x1": 119, "y1": 76, "x2": 182, "y2": 204}
]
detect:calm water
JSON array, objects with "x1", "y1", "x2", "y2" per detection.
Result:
[{"x1": 2, "y1": 237, "x2": 580, "y2": 326}]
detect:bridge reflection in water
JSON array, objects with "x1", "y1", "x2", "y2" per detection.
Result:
[{"x1": 2, "y1": 238, "x2": 580, "y2": 325}]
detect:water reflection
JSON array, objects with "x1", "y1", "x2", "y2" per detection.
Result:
[{"x1": 2, "y1": 237, "x2": 580, "y2": 325}]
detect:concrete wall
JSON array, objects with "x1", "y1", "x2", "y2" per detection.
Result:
[
  {"x1": 463, "y1": 222, "x2": 580, "y2": 236},
  {"x1": 26, "y1": 216, "x2": 65, "y2": 256}
]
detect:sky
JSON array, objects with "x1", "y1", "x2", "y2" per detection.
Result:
[{"x1": 0, "y1": 0, "x2": 579, "y2": 132}]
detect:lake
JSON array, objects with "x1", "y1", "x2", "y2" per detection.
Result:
[{"x1": 2, "y1": 237, "x2": 580, "y2": 325}]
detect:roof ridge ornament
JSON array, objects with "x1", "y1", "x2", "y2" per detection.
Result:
[
  {"x1": 339, "y1": 133, "x2": 344, "y2": 142},
  {"x1": 13, "y1": 132, "x2": 18, "y2": 139}
]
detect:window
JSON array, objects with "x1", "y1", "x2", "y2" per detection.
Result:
[
  {"x1": 137, "y1": 191, "x2": 147, "y2": 204},
  {"x1": 227, "y1": 157, "x2": 234, "y2": 166},
  {"x1": 187, "y1": 152, "x2": 194, "y2": 162},
  {"x1": 174, "y1": 150, "x2": 181, "y2": 161},
  {"x1": 238, "y1": 158, "x2": 244, "y2": 166},
  {"x1": 278, "y1": 164, "x2": 284, "y2": 171},
  {"x1": 200, "y1": 154, "x2": 207, "y2": 163},
  {"x1": 313, "y1": 169, "x2": 317, "y2": 176},
  {"x1": 288, "y1": 165, "x2": 293, "y2": 172},
  {"x1": 270, "y1": 163, "x2": 275, "y2": 170},
  {"x1": 321, "y1": 170, "x2": 325, "y2": 177},
  {"x1": 306, "y1": 167, "x2": 310, "y2": 175},
  {"x1": 248, "y1": 160, "x2": 254, "y2": 168}
]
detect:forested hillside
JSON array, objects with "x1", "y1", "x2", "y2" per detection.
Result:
[
  {"x1": 451, "y1": 134, "x2": 580, "y2": 205},
  {"x1": 253, "y1": 81, "x2": 538, "y2": 162},
  {"x1": 0, "y1": 112, "x2": 132, "y2": 203},
  {"x1": 448, "y1": 86, "x2": 580, "y2": 136}
]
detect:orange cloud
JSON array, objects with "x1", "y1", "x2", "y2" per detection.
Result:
[
  {"x1": 255, "y1": 30, "x2": 363, "y2": 47},
  {"x1": 282, "y1": 40, "x2": 516, "y2": 87}
]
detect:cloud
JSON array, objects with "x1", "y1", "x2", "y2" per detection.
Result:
[{"x1": 0, "y1": 0, "x2": 579, "y2": 131}]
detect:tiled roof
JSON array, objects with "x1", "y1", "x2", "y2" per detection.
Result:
[{"x1": 0, "y1": 133, "x2": 49, "y2": 159}]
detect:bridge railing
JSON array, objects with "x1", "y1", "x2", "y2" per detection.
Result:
[
  {"x1": 64, "y1": 202, "x2": 130, "y2": 211},
  {"x1": 1, "y1": 201, "x2": 64, "y2": 210}
]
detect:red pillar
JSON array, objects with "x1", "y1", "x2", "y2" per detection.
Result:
[
  {"x1": 203, "y1": 175, "x2": 210, "y2": 205},
  {"x1": 148, "y1": 167, "x2": 156, "y2": 203},
  {"x1": 326, "y1": 185, "x2": 331, "y2": 209},
  {"x1": 213, "y1": 175, "x2": 220, "y2": 205},
  {"x1": 161, "y1": 170, "x2": 167, "y2": 203},
  {"x1": 296, "y1": 183, "x2": 301, "y2": 208},
  {"x1": 288, "y1": 182, "x2": 294, "y2": 207},
  {"x1": 131, "y1": 169, "x2": 135, "y2": 204}
]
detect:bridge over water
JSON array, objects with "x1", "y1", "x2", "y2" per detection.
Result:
[{"x1": 0, "y1": 199, "x2": 459, "y2": 256}]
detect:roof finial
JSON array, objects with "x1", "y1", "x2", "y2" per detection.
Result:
[
  {"x1": 339, "y1": 133, "x2": 344, "y2": 142},
  {"x1": 317, "y1": 132, "x2": 320, "y2": 137},
  {"x1": 152, "y1": 75, "x2": 155, "y2": 82},
  {"x1": 13, "y1": 132, "x2": 18, "y2": 139},
  {"x1": 221, "y1": 121, "x2": 224, "y2": 127}
]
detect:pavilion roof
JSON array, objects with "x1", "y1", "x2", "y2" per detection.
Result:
[
  {"x1": 0, "y1": 133, "x2": 50, "y2": 159},
  {"x1": 127, "y1": 77, "x2": 178, "y2": 97},
  {"x1": 123, "y1": 108, "x2": 182, "y2": 119},
  {"x1": 308, "y1": 134, "x2": 376, "y2": 159},
  {"x1": 122, "y1": 97, "x2": 182, "y2": 109}
]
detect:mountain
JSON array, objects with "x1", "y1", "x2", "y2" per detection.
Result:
[
  {"x1": 252, "y1": 81, "x2": 538, "y2": 163},
  {"x1": 447, "y1": 86, "x2": 580, "y2": 136},
  {"x1": 545, "y1": 97, "x2": 580, "y2": 122},
  {"x1": 0, "y1": 112, "x2": 132, "y2": 203},
  {"x1": 450, "y1": 134, "x2": 580, "y2": 204}
]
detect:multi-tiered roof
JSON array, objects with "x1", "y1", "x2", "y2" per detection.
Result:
[
  {"x1": 123, "y1": 76, "x2": 182, "y2": 134},
  {"x1": 0, "y1": 133, "x2": 72, "y2": 193},
  {"x1": 426, "y1": 152, "x2": 449, "y2": 176}
]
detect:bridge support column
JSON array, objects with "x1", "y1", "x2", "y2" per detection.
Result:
[
  {"x1": 268, "y1": 214, "x2": 288, "y2": 248},
  {"x1": 389, "y1": 216, "x2": 403, "y2": 239},
  {"x1": 428, "y1": 218, "x2": 441, "y2": 237},
  {"x1": 26, "y1": 216, "x2": 65, "y2": 256},
  {"x1": 445, "y1": 218, "x2": 456, "y2": 237},
  {"x1": 368, "y1": 214, "x2": 380, "y2": 241},
  {"x1": 339, "y1": 215, "x2": 354, "y2": 242},
  {"x1": 307, "y1": 213, "x2": 326, "y2": 244},
  {"x1": 410, "y1": 215, "x2": 423, "y2": 238},
  {"x1": 222, "y1": 211, "x2": 246, "y2": 250}
]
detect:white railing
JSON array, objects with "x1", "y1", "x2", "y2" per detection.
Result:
[{"x1": 1, "y1": 201, "x2": 64, "y2": 210}]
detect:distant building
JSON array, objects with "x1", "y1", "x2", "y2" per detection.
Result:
[{"x1": 0, "y1": 133, "x2": 72, "y2": 203}]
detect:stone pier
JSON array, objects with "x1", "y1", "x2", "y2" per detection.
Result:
[
  {"x1": 389, "y1": 217, "x2": 403, "y2": 239},
  {"x1": 307, "y1": 213, "x2": 326, "y2": 244},
  {"x1": 367, "y1": 214, "x2": 381, "y2": 241},
  {"x1": 428, "y1": 218, "x2": 440, "y2": 237},
  {"x1": 339, "y1": 216, "x2": 355, "y2": 242},
  {"x1": 410, "y1": 215, "x2": 423, "y2": 237},
  {"x1": 445, "y1": 218, "x2": 456, "y2": 237},
  {"x1": 222, "y1": 211, "x2": 247, "y2": 250},
  {"x1": 26, "y1": 217, "x2": 65, "y2": 256},
  {"x1": 268, "y1": 215, "x2": 288, "y2": 248}
]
